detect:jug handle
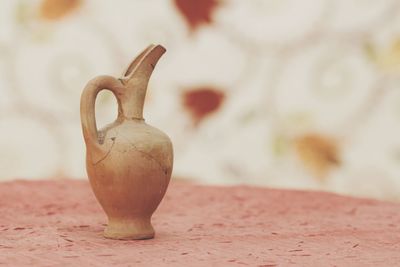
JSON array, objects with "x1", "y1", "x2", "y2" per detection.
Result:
[{"x1": 80, "y1": 75, "x2": 123, "y2": 150}]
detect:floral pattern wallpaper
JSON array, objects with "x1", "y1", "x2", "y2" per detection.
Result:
[{"x1": 1, "y1": 0, "x2": 400, "y2": 201}]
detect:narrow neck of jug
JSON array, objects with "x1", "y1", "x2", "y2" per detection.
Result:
[{"x1": 119, "y1": 44, "x2": 166, "y2": 120}]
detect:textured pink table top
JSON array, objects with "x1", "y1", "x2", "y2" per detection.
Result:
[{"x1": 1, "y1": 179, "x2": 400, "y2": 266}]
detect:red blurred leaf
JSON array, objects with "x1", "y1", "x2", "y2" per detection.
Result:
[
  {"x1": 174, "y1": 0, "x2": 220, "y2": 31},
  {"x1": 182, "y1": 87, "x2": 225, "y2": 125}
]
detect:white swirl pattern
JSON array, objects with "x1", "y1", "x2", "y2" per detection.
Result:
[{"x1": 0, "y1": 0, "x2": 400, "y2": 201}]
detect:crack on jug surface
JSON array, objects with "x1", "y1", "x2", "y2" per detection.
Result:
[{"x1": 92, "y1": 135, "x2": 117, "y2": 165}]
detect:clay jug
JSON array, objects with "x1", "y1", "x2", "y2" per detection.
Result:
[{"x1": 80, "y1": 44, "x2": 173, "y2": 240}]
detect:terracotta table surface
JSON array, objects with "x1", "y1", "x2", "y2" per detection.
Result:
[{"x1": 1, "y1": 180, "x2": 400, "y2": 267}]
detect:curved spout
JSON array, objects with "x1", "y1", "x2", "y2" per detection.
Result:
[{"x1": 119, "y1": 44, "x2": 166, "y2": 119}]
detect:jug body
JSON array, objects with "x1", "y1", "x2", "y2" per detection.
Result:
[{"x1": 87, "y1": 120, "x2": 173, "y2": 239}]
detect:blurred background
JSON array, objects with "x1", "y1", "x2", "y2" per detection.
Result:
[{"x1": 1, "y1": 0, "x2": 400, "y2": 201}]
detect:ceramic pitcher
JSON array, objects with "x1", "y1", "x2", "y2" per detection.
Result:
[{"x1": 80, "y1": 44, "x2": 173, "y2": 240}]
